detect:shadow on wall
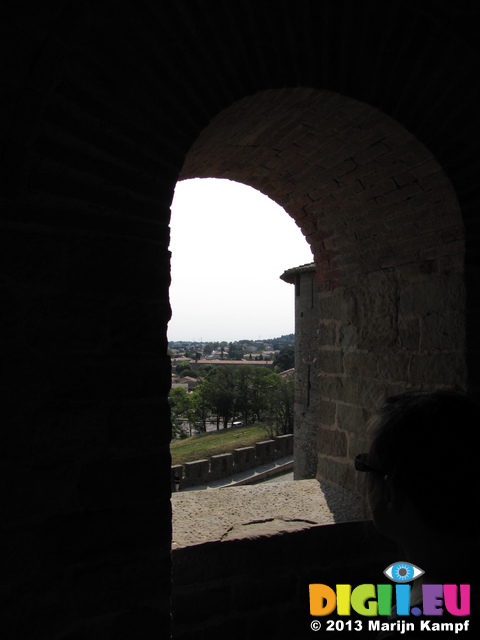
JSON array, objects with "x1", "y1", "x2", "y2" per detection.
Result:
[
  {"x1": 321, "y1": 478, "x2": 368, "y2": 524},
  {"x1": 172, "y1": 520, "x2": 398, "y2": 640}
]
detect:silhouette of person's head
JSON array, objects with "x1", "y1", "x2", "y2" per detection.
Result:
[{"x1": 356, "y1": 390, "x2": 480, "y2": 564}]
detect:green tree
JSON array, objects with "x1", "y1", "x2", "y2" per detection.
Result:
[
  {"x1": 175, "y1": 362, "x2": 193, "y2": 376},
  {"x1": 249, "y1": 367, "x2": 276, "y2": 422},
  {"x1": 169, "y1": 387, "x2": 190, "y2": 439},
  {"x1": 203, "y1": 343, "x2": 214, "y2": 356},
  {"x1": 228, "y1": 342, "x2": 244, "y2": 360},
  {"x1": 273, "y1": 346, "x2": 294, "y2": 372},
  {"x1": 197, "y1": 364, "x2": 214, "y2": 379},
  {"x1": 233, "y1": 365, "x2": 254, "y2": 424},
  {"x1": 272, "y1": 375, "x2": 295, "y2": 435},
  {"x1": 206, "y1": 366, "x2": 236, "y2": 429},
  {"x1": 189, "y1": 384, "x2": 210, "y2": 432}
]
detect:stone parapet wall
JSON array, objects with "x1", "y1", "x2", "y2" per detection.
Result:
[
  {"x1": 172, "y1": 521, "x2": 397, "y2": 640},
  {"x1": 171, "y1": 435, "x2": 293, "y2": 489},
  {"x1": 232, "y1": 446, "x2": 256, "y2": 472},
  {"x1": 210, "y1": 452, "x2": 234, "y2": 480}
]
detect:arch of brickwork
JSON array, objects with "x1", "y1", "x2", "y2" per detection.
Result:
[
  {"x1": 182, "y1": 89, "x2": 463, "y2": 285},
  {"x1": 2, "y1": 1, "x2": 480, "y2": 638},
  {"x1": 180, "y1": 88, "x2": 465, "y2": 484}
]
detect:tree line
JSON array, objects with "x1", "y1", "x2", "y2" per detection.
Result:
[{"x1": 169, "y1": 364, "x2": 294, "y2": 439}]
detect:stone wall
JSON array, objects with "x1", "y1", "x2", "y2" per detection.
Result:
[
  {"x1": 281, "y1": 265, "x2": 319, "y2": 479},
  {"x1": 2, "y1": 2, "x2": 480, "y2": 639},
  {"x1": 172, "y1": 521, "x2": 397, "y2": 640},
  {"x1": 283, "y1": 266, "x2": 466, "y2": 489},
  {"x1": 171, "y1": 435, "x2": 293, "y2": 489},
  {"x1": 316, "y1": 270, "x2": 466, "y2": 491}
]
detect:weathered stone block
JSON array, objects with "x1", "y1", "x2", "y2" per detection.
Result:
[
  {"x1": 317, "y1": 427, "x2": 347, "y2": 457},
  {"x1": 319, "y1": 289, "x2": 355, "y2": 321},
  {"x1": 357, "y1": 378, "x2": 388, "y2": 410},
  {"x1": 399, "y1": 274, "x2": 464, "y2": 316},
  {"x1": 377, "y1": 352, "x2": 410, "y2": 383},
  {"x1": 318, "y1": 321, "x2": 336, "y2": 346},
  {"x1": 338, "y1": 323, "x2": 358, "y2": 347},
  {"x1": 319, "y1": 375, "x2": 358, "y2": 405},
  {"x1": 318, "y1": 347, "x2": 344, "y2": 374},
  {"x1": 410, "y1": 352, "x2": 466, "y2": 387},
  {"x1": 318, "y1": 399, "x2": 336, "y2": 425},
  {"x1": 316, "y1": 456, "x2": 357, "y2": 491},
  {"x1": 233, "y1": 446, "x2": 256, "y2": 471},
  {"x1": 209, "y1": 453, "x2": 233, "y2": 480},
  {"x1": 357, "y1": 271, "x2": 398, "y2": 349},
  {"x1": 255, "y1": 440, "x2": 275, "y2": 464},
  {"x1": 343, "y1": 351, "x2": 378, "y2": 377},
  {"x1": 274, "y1": 433, "x2": 293, "y2": 455},
  {"x1": 398, "y1": 316, "x2": 421, "y2": 351},
  {"x1": 422, "y1": 312, "x2": 464, "y2": 351},
  {"x1": 183, "y1": 459, "x2": 209, "y2": 486},
  {"x1": 336, "y1": 403, "x2": 367, "y2": 435}
]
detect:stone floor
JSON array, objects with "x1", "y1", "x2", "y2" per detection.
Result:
[{"x1": 172, "y1": 477, "x2": 365, "y2": 548}]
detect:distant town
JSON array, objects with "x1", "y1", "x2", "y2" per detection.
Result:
[
  {"x1": 168, "y1": 334, "x2": 296, "y2": 436},
  {"x1": 168, "y1": 334, "x2": 294, "y2": 371}
]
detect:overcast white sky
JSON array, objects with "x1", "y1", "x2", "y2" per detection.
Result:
[{"x1": 168, "y1": 178, "x2": 313, "y2": 343}]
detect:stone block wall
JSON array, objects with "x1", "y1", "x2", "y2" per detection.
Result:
[
  {"x1": 3, "y1": 2, "x2": 480, "y2": 638},
  {"x1": 254, "y1": 439, "x2": 275, "y2": 464},
  {"x1": 232, "y1": 446, "x2": 256, "y2": 471},
  {"x1": 316, "y1": 270, "x2": 466, "y2": 491},
  {"x1": 172, "y1": 521, "x2": 397, "y2": 640},
  {"x1": 284, "y1": 265, "x2": 466, "y2": 490},
  {"x1": 173, "y1": 435, "x2": 293, "y2": 488},
  {"x1": 274, "y1": 433, "x2": 294, "y2": 456},
  {"x1": 283, "y1": 266, "x2": 320, "y2": 479},
  {"x1": 183, "y1": 459, "x2": 210, "y2": 487},
  {"x1": 210, "y1": 453, "x2": 234, "y2": 480}
]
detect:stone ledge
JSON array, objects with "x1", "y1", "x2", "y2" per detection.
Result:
[{"x1": 172, "y1": 478, "x2": 363, "y2": 548}]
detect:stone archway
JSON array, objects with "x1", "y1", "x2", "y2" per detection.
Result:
[
  {"x1": 3, "y1": 2, "x2": 479, "y2": 638},
  {"x1": 180, "y1": 88, "x2": 465, "y2": 485}
]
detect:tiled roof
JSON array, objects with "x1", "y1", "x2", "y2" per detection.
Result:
[
  {"x1": 194, "y1": 359, "x2": 273, "y2": 366},
  {"x1": 279, "y1": 262, "x2": 316, "y2": 283}
]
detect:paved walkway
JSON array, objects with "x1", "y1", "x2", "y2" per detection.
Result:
[{"x1": 176, "y1": 454, "x2": 294, "y2": 492}]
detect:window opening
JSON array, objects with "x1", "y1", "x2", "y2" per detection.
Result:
[{"x1": 168, "y1": 177, "x2": 313, "y2": 548}]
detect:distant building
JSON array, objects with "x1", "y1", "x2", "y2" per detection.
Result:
[{"x1": 190, "y1": 359, "x2": 275, "y2": 372}]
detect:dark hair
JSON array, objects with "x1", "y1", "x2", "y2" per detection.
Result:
[{"x1": 367, "y1": 389, "x2": 480, "y2": 535}]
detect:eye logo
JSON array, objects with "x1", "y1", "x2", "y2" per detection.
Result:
[{"x1": 384, "y1": 561, "x2": 424, "y2": 583}]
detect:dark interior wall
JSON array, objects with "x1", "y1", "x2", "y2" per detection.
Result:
[
  {"x1": 172, "y1": 521, "x2": 398, "y2": 640},
  {"x1": 2, "y1": 1, "x2": 480, "y2": 638}
]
